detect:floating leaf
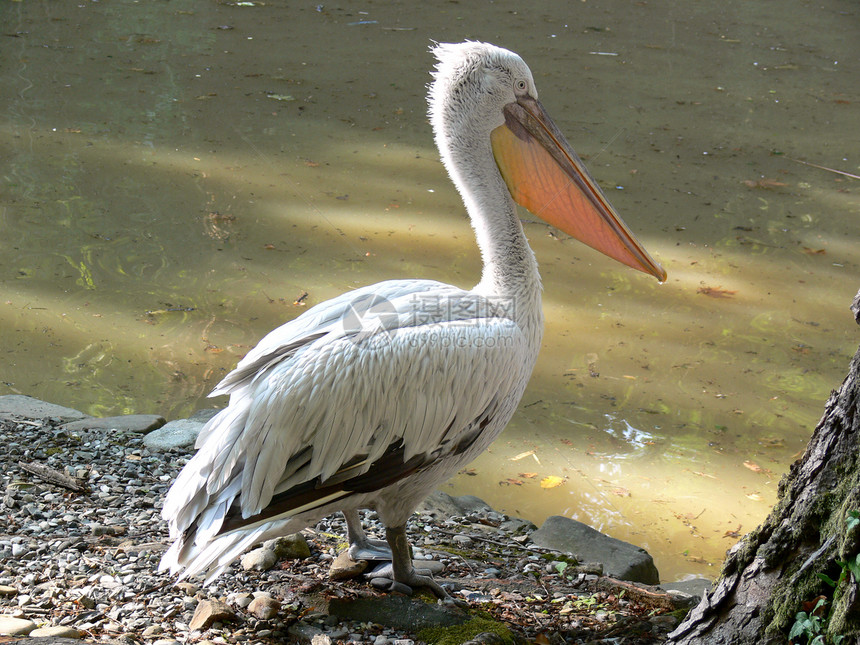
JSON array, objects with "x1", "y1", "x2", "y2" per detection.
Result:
[
  {"x1": 510, "y1": 450, "x2": 535, "y2": 461},
  {"x1": 691, "y1": 470, "x2": 718, "y2": 480},
  {"x1": 519, "y1": 472, "x2": 538, "y2": 479},
  {"x1": 743, "y1": 460, "x2": 764, "y2": 473},
  {"x1": 723, "y1": 524, "x2": 743, "y2": 538},
  {"x1": 697, "y1": 285, "x2": 737, "y2": 298},
  {"x1": 759, "y1": 436, "x2": 785, "y2": 449},
  {"x1": 742, "y1": 178, "x2": 787, "y2": 189},
  {"x1": 746, "y1": 493, "x2": 764, "y2": 501},
  {"x1": 540, "y1": 475, "x2": 564, "y2": 489}
]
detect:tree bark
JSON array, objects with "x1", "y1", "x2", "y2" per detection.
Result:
[{"x1": 668, "y1": 291, "x2": 860, "y2": 644}]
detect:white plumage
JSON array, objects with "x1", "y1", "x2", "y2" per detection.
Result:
[{"x1": 160, "y1": 41, "x2": 664, "y2": 595}]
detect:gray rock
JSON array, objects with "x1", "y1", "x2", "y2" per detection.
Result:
[
  {"x1": 265, "y1": 533, "x2": 311, "y2": 559},
  {"x1": 289, "y1": 622, "x2": 325, "y2": 643},
  {"x1": 0, "y1": 395, "x2": 88, "y2": 423},
  {"x1": 530, "y1": 515, "x2": 660, "y2": 585},
  {"x1": 142, "y1": 418, "x2": 205, "y2": 451},
  {"x1": 188, "y1": 408, "x2": 222, "y2": 424},
  {"x1": 228, "y1": 592, "x2": 253, "y2": 608},
  {"x1": 241, "y1": 547, "x2": 278, "y2": 572},
  {"x1": 417, "y1": 491, "x2": 492, "y2": 518},
  {"x1": 62, "y1": 414, "x2": 166, "y2": 434},
  {"x1": 660, "y1": 578, "x2": 713, "y2": 605},
  {"x1": 500, "y1": 517, "x2": 537, "y2": 534},
  {"x1": 317, "y1": 593, "x2": 468, "y2": 630}
]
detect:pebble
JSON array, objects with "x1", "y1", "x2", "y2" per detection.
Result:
[
  {"x1": 248, "y1": 594, "x2": 281, "y2": 620},
  {"x1": 265, "y1": 533, "x2": 311, "y2": 559},
  {"x1": 28, "y1": 625, "x2": 83, "y2": 638},
  {"x1": 189, "y1": 599, "x2": 236, "y2": 631},
  {"x1": 329, "y1": 550, "x2": 369, "y2": 580},
  {"x1": 229, "y1": 592, "x2": 253, "y2": 609},
  {"x1": 0, "y1": 616, "x2": 36, "y2": 636}
]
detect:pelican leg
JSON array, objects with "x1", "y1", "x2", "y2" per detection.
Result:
[
  {"x1": 383, "y1": 524, "x2": 450, "y2": 599},
  {"x1": 344, "y1": 509, "x2": 394, "y2": 561}
]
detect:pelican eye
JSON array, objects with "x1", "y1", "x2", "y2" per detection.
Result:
[{"x1": 515, "y1": 79, "x2": 527, "y2": 92}]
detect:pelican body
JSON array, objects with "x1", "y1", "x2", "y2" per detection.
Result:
[{"x1": 160, "y1": 42, "x2": 665, "y2": 595}]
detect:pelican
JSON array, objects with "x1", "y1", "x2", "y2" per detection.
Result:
[{"x1": 159, "y1": 41, "x2": 665, "y2": 597}]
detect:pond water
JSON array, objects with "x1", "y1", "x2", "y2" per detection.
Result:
[{"x1": 2, "y1": 1, "x2": 859, "y2": 582}]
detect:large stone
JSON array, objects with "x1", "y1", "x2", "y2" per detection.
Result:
[
  {"x1": 530, "y1": 515, "x2": 660, "y2": 585},
  {"x1": 0, "y1": 395, "x2": 88, "y2": 423},
  {"x1": 417, "y1": 491, "x2": 492, "y2": 519},
  {"x1": 0, "y1": 615, "x2": 37, "y2": 635},
  {"x1": 301, "y1": 592, "x2": 468, "y2": 631},
  {"x1": 143, "y1": 418, "x2": 205, "y2": 451},
  {"x1": 62, "y1": 414, "x2": 166, "y2": 434}
]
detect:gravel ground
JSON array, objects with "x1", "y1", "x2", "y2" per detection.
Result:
[{"x1": 0, "y1": 416, "x2": 685, "y2": 644}]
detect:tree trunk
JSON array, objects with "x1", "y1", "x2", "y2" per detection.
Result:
[{"x1": 668, "y1": 291, "x2": 860, "y2": 644}]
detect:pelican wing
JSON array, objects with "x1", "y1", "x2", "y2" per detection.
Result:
[
  {"x1": 207, "y1": 279, "x2": 448, "y2": 404},
  {"x1": 162, "y1": 283, "x2": 527, "y2": 550}
]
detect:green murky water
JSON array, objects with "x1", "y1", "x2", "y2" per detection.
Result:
[{"x1": 2, "y1": 1, "x2": 859, "y2": 581}]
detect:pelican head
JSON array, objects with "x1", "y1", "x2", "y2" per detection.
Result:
[{"x1": 429, "y1": 41, "x2": 666, "y2": 282}]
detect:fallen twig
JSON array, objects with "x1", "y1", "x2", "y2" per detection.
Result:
[
  {"x1": 18, "y1": 460, "x2": 89, "y2": 492},
  {"x1": 786, "y1": 156, "x2": 860, "y2": 180},
  {"x1": 596, "y1": 576, "x2": 677, "y2": 610}
]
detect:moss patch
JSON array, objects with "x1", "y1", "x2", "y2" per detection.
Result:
[{"x1": 417, "y1": 617, "x2": 515, "y2": 645}]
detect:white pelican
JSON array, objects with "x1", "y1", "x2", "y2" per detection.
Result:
[{"x1": 160, "y1": 41, "x2": 665, "y2": 597}]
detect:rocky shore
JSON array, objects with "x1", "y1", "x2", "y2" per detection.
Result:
[{"x1": 0, "y1": 395, "x2": 710, "y2": 644}]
